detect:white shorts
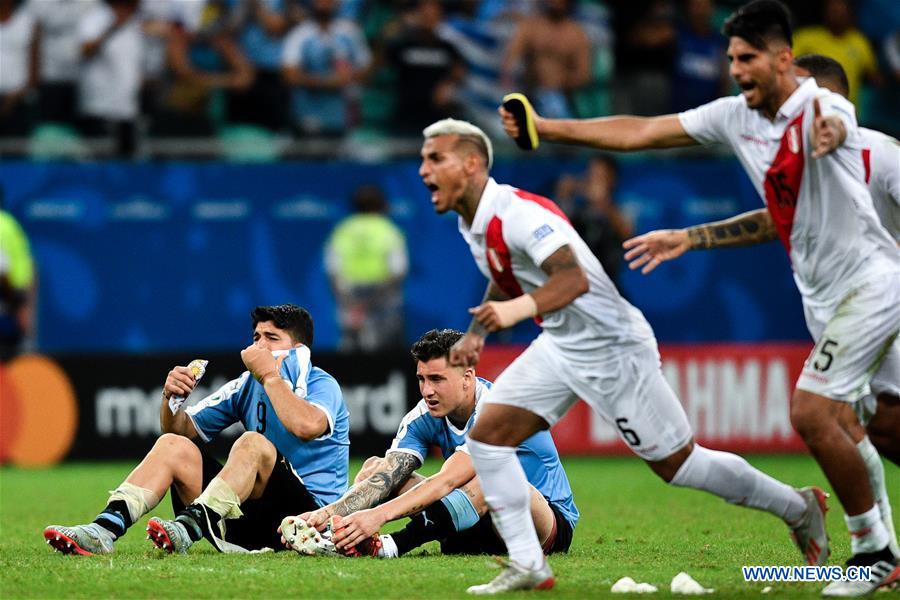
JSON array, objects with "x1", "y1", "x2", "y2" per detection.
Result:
[
  {"x1": 797, "y1": 275, "x2": 900, "y2": 403},
  {"x1": 485, "y1": 334, "x2": 692, "y2": 461}
]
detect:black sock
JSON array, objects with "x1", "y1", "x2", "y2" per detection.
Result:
[
  {"x1": 848, "y1": 545, "x2": 898, "y2": 566},
  {"x1": 93, "y1": 500, "x2": 132, "y2": 539},
  {"x1": 176, "y1": 503, "x2": 221, "y2": 542},
  {"x1": 390, "y1": 500, "x2": 456, "y2": 556}
]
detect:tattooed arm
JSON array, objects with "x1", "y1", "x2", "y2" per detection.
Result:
[
  {"x1": 331, "y1": 451, "x2": 478, "y2": 549},
  {"x1": 686, "y1": 209, "x2": 777, "y2": 249},
  {"x1": 302, "y1": 451, "x2": 421, "y2": 527},
  {"x1": 623, "y1": 209, "x2": 777, "y2": 274},
  {"x1": 373, "y1": 450, "x2": 476, "y2": 523}
]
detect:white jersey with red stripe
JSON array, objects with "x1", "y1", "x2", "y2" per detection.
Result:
[
  {"x1": 458, "y1": 178, "x2": 655, "y2": 353},
  {"x1": 860, "y1": 127, "x2": 900, "y2": 242},
  {"x1": 678, "y1": 78, "x2": 898, "y2": 308}
]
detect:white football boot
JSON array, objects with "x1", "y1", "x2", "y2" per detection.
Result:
[
  {"x1": 789, "y1": 486, "x2": 830, "y2": 566},
  {"x1": 821, "y1": 549, "x2": 900, "y2": 596},
  {"x1": 43, "y1": 523, "x2": 115, "y2": 555},
  {"x1": 279, "y1": 515, "x2": 341, "y2": 557},
  {"x1": 466, "y1": 559, "x2": 555, "y2": 595},
  {"x1": 146, "y1": 517, "x2": 194, "y2": 554}
]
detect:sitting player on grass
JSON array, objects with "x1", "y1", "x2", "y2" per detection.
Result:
[
  {"x1": 43, "y1": 304, "x2": 349, "y2": 555},
  {"x1": 280, "y1": 328, "x2": 578, "y2": 559}
]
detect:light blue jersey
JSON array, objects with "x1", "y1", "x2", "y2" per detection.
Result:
[
  {"x1": 388, "y1": 378, "x2": 579, "y2": 528},
  {"x1": 280, "y1": 19, "x2": 371, "y2": 132},
  {"x1": 186, "y1": 347, "x2": 349, "y2": 506}
]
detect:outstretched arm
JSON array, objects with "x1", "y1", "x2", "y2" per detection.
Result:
[
  {"x1": 500, "y1": 105, "x2": 697, "y2": 151},
  {"x1": 332, "y1": 451, "x2": 476, "y2": 550},
  {"x1": 301, "y1": 452, "x2": 422, "y2": 529},
  {"x1": 623, "y1": 208, "x2": 777, "y2": 274}
]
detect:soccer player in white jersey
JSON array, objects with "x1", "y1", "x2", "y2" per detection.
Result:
[
  {"x1": 499, "y1": 1, "x2": 899, "y2": 594},
  {"x1": 610, "y1": 51, "x2": 900, "y2": 572},
  {"x1": 419, "y1": 118, "x2": 829, "y2": 594},
  {"x1": 283, "y1": 329, "x2": 578, "y2": 559},
  {"x1": 791, "y1": 54, "x2": 900, "y2": 246},
  {"x1": 44, "y1": 305, "x2": 350, "y2": 555}
]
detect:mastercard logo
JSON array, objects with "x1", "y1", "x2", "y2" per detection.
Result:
[{"x1": 0, "y1": 354, "x2": 78, "y2": 466}]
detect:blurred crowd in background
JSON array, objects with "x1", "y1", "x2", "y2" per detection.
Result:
[{"x1": 0, "y1": 0, "x2": 898, "y2": 159}]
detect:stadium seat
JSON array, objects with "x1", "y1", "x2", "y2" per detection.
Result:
[
  {"x1": 28, "y1": 123, "x2": 86, "y2": 160},
  {"x1": 359, "y1": 66, "x2": 397, "y2": 133},
  {"x1": 218, "y1": 125, "x2": 279, "y2": 162}
]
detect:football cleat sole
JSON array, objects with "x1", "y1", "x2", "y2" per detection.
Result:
[
  {"x1": 146, "y1": 519, "x2": 176, "y2": 553},
  {"x1": 43, "y1": 527, "x2": 93, "y2": 556}
]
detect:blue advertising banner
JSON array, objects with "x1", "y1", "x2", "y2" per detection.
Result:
[{"x1": 0, "y1": 158, "x2": 808, "y2": 352}]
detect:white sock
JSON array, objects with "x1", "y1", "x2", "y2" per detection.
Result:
[
  {"x1": 845, "y1": 504, "x2": 891, "y2": 555},
  {"x1": 109, "y1": 482, "x2": 160, "y2": 523},
  {"x1": 670, "y1": 445, "x2": 806, "y2": 523},
  {"x1": 378, "y1": 534, "x2": 398, "y2": 559},
  {"x1": 195, "y1": 477, "x2": 243, "y2": 520},
  {"x1": 467, "y1": 438, "x2": 544, "y2": 570},
  {"x1": 857, "y1": 437, "x2": 899, "y2": 557}
]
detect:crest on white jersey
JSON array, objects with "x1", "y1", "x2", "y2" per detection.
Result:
[
  {"x1": 788, "y1": 124, "x2": 801, "y2": 154},
  {"x1": 487, "y1": 248, "x2": 504, "y2": 273}
]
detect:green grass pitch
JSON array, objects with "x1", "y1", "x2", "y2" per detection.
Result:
[{"x1": 1, "y1": 455, "x2": 897, "y2": 598}]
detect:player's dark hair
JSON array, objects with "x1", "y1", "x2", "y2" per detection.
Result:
[
  {"x1": 251, "y1": 304, "x2": 314, "y2": 347},
  {"x1": 723, "y1": 0, "x2": 793, "y2": 50},
  {"x1": 793, "y1": 54, "x2": 850, "y2": 98},
  {"x1": 410, "y1": 329, "x2": 464, "y2": 363}
]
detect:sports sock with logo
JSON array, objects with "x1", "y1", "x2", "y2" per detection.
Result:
[
  {"x1": 176, "y1": 504, "x2": 212, "y2": 543},
  {"x1": 669, "y1": 445, "x2": 806, "y2": 522},
  {"x1": 467, "y1": 438, "x2": 544, "y2": 570},
  {"x1": 390, "y1": 501, "x2": 455, "y2": 556},
  {"x1": 389, "y1": 489, "x2": 481, "y2": 555}
]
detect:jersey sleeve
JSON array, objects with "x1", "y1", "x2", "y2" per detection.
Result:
[
  {"x1": 344, "y1": 22, "x2": 372, "y2": 69},
  {"x1": 506, "y1": 202, "x2": 571, "y2": 267},
  {"x1": 875, "y1": 137, "x2": 900, "y2": 206},
  {"x1": 814, "y1": 89, "x2": 858, "y2": 134},
  {"x1": 281, "y1": 24, "x2": 306, "y2": 67},
  {"x1": 387, "y1": 403, "x2": 431, "y2": 464},
  {"x1": 185, "y1": 373, "x2": 248, "y2": 442},
  {"x1": 678, "y1": 96, "x2": 740, "y2": 146},
  {"x1": 78, "y1": 7, "x2": 110, "y2": 42},
  {"x1": 303, "y1": 370, "x2": 343, "y2": 440}
]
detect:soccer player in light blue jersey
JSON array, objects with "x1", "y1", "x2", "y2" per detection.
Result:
[
  {"x1": 44, "y1": 304, "x2": 349, "y2": 556},
  {"x1": 288, "y1": 329, "x2": 578, "y2": 558}
]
